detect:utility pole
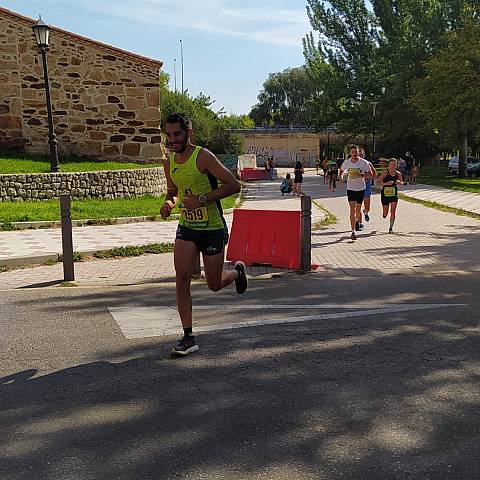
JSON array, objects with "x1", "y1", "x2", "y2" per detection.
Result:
[
  {"x1": 180, "y1": 39, "x2": 184, "y2": 93},
  {"x1": 173, "y1": 58, "x2": 177, "y2": 93},
  {"x1": 371, "y1": 102, "x2": 379, "y2": 163}
]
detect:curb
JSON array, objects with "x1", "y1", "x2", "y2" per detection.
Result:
[
  {"x1": 0, "y1": 201, "x2": 242, "y2": 231},
  {"x1": 0, "y1": 253, "x2": 58, "y2": 267}
]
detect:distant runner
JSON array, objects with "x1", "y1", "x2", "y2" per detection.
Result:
[
  {"x1": 378, "y1": 158, "x2": 403, "y2": 233},
  {"x1": 362, "y1": 161, "x2": 378, "y2": 223},
  {"x1": 340, "y1": 145, "x2": 372, "y2": 240},
  {"x1": 328, "y1": 157, "x2": 338, "y2": 192},
  {"x1": 161, "y1": 113, "x2": 248, "y2": 357}
]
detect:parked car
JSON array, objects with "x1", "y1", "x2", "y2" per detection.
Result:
[
  {"x1": 448, "y1": 156, "x2": 480, "y2": 174},
  {"x1": 466, "y1": 162, "x2": 480, "y2": 178}
]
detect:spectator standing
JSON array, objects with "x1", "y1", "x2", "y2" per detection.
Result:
[{"x1": 294, "y1": 160, "x2": 304, "y2": 196}]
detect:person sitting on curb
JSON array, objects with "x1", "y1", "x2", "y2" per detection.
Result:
[{"x1": 280, "y1": 173, "x2": 293, "y2": 195}]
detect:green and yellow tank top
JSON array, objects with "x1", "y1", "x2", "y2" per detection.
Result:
[{"x1": 169, "y1": 146, "x2": 225, "y2": 230}]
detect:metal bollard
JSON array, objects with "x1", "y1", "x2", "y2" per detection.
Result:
[
  {"x1": 300, "y1": 195, "x2": 312, "y2": 272},
  {"x1": 60, "y1": 194, "x2": 75, "y2": 281}
]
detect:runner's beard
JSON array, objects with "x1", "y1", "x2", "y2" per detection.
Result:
[{"x1": 169, "y1": 137, "x2": 188, "y2": 153}]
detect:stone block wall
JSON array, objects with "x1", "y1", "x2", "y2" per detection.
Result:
[
  {"x1": 0, "y1": 168, "x2": 166, "y2": 202},
  {"x1": 0, "y1": 7, "x2": 164, "y2": 162}
]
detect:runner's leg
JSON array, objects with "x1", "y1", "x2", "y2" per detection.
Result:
[
  {"x1": 174, "y1": 239, "x2": 198, "y2": 330},
  {"x1": 364, "y1": 196, "x2": 371, "y2": 215},
  {"x1": 203, "y1": 249, "x2": 237, "y2": 292},
  {"x1": 171, "y1": 239, "x2": 201, "y2": 356},
  {"x1": 355, "y1": 202, "x2": 363, "y2": 230},
  {"x1": 349, "y1": 201, "x2": 356, "y2": 231},
  {"x1": 389, "y1": 202, "x2": 398, "y2": 232},
  {"x1": 382, "y1": 202, "x2": 389, "y2": 219}
]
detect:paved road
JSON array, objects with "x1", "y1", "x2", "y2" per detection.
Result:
[{"x1": 1, "y1": 272, "x2": 480, "y2": 479}]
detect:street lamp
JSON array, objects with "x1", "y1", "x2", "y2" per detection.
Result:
[
  {"x1": 180, "y1": 39, "x2": 184, "y2": 93},
  {"x1": 371, "y1": 87, "x2": 386, "y2": 164},
  {"x1": 32, "y1": 16, "x2": 59, "y2": 172},
  {"x1": 371, "y1": 101, "x2": 379, "y2": 163},
  {"x1": 173, "y1": 58, "x2": 177, "y2": 93}
]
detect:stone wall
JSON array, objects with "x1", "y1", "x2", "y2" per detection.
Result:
[
  {"x1": 0, "y1": 168, "x2": 166, "y2": 202},
  {"x1": 0, "y1": 7, "x2": 164, "y2": 162}
]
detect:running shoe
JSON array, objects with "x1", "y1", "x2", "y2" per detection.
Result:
[
  {"x1": 389, "y1": 227, "x2": 393, "y2": 234},
  {"x1": 364, "y1": 211, "x2": 370, "y2": 222},
  {"x1": 359, "y1": 223, "x2": 364, "y2": 231},
  {"x1": 351, "y1": 232, "x2": 357, "y2": 241},
  {"x1": 171, "y1": 336, "x2": 199, "y2": 357},
  {"x1": 234, "y1": 261, "x2": 248, "y2": 294}
]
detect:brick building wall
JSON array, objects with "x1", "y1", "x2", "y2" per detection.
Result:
[{"x1": 0, "y1": 7, "x2": 164, "y2": 162}]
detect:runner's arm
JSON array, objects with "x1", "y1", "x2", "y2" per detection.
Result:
[
  {"x1": 369, "y1": 163, "x2": 378, "y2": 178},
  {"x1": 377, "y1": 171, "x2": 388, "y2": 186},
  {"x1": 160, "y1": 157, "x2": 178, "y2": 217},
  {"x1": 183, "y1": 149, "x2": 240, "y2": 209}
]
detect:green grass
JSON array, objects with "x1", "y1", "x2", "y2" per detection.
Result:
[
  {"x1": 415, "y1": 163, "x2": 480, "y2": 194},
  {"x1": 0, "y1": 152, "x2": 162, "y2": 174},
  {"x1": 0, "y1": 193, "x2": 239, "y2": 224},
  {"x1": 312, "y1": 200, "x2": 338, "y2": 230}
]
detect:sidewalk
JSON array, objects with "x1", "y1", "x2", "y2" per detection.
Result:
[
  {"x1": 1, "y1": 171, "x2": 479, "y2": 289},
  {"x1": 0, "y1": 178, "x2": 326, "y2": 288},
  {"x1": 400, "y1": 183, "x2": 480, "y2": 214}
]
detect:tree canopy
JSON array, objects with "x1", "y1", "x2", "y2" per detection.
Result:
[
  {"x1": 243, "y1": 0, "x2": 479, "y2": 164},
  {"x1": 159, "y1": 72, "x2": 243, "y2": 154}
]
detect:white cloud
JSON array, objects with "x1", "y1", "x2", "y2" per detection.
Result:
[{"x1": 75, "y1": 0, "x2": 310, "y2": 47}]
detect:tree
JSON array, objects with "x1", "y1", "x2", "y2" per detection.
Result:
[
  {"x1": 249, "y1": 67, "x2": 315, "y2": 126},
  {"x1": 303, "y1": 0, "x2": 480, "y2": 159},
  {"x1": 159, "y1": 72, "x2": 242, "y2": 154},
  {"x1": 409, "y1": 20, "x2": 480, "y2": 175}
]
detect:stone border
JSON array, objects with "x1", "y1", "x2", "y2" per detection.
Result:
[{"x1": 0, "y1": 167, "x2": 166, "y2": 201}]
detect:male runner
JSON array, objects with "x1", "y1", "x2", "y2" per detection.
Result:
[
  {"x1": 161, "y1": 113, "x2": 248, "y2": 356},
  {"x1": 339, "y1": 145, "x2": 372, "y2": 240},
  {"x1": 362, "y1": 160, "x2": 378, "y2": 222}
]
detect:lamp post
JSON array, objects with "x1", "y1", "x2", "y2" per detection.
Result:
[
  {"x1": 32, "y1": 16, "x2": 59, "y2": 172},
  {"x1": 371, "y1": 86, "x2": 386, "y2": 164},
  {"x1": 371, "y1": 101, "x2": 379, "y2": 163},
  {"x1": 180, "y1": 39, "x2": 184, "y2": 93},
  {"x1": 173, "y1": 58, "x2": 177, "y2": 93}
]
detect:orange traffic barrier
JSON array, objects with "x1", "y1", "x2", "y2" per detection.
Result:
[
  {"x1": 240, "y1": 168, "x2": 268, "y2": 181},
  {"x1": 226, "y1": 209, "x2": 301, "y2": 269}
]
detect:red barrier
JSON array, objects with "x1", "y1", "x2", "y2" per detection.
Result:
[
  {"x1": 240, "y1": 168, "x2": 268, "y2": 181},
  {"x1": 226, "y1": 209, "x2": 301, "y2": 269}
]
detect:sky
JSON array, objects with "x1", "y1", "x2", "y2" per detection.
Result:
[{"x1": 3, "y1": 0, "x2": 312, "y2": 114}]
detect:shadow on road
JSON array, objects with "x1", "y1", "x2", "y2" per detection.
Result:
[{"x1": 1, "y1": 275, "x2": 480, "y2": 479}]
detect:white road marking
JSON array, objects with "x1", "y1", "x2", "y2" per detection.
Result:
[{"x1": 108, "y1": 304, "x2": 467, "y2": 339}]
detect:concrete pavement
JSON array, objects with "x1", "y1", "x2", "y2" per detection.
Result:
[{"x1": 401, "y1": 183, "x2": 480, "y2": 214}]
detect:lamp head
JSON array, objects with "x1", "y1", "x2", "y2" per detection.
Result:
[{"x1": 32, "y1": 16, "x2": 50, "y2": 49}]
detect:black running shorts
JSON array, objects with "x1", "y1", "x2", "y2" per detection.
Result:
[
  {"x1": 294, "y1": 175, "x2": 303, "y2": 184},
  {"x1": 347, "y1": 189, "x2": 365, "y2": 204},
  {"x1": 175, "y1": 225, "x2": 229, "y2": 256},
  {"x1": 381, "y1": 194, "x2": 398, "y2": 205}
]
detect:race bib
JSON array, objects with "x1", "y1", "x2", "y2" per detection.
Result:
[
  {"x1": 348, "y1": 168, "x2": 361, "y2": 179},
  {"x1": 384, "y1": 186, "x2": 396, "y2": 197},
  {"x1": 180, "y1": 206, "x2": 209, "y2": 227}
]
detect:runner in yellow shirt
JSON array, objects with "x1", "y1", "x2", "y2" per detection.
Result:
[
  {"x1": 378, "y1": 158, "x2": 403, "y2": 233},
  {"x1": 161, "y1": 113, "x2": 248, "y2": 356}
]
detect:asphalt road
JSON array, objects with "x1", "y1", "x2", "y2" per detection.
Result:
[{"x1": 1, "y1": 271, "x2": 480, "y2": 480}]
